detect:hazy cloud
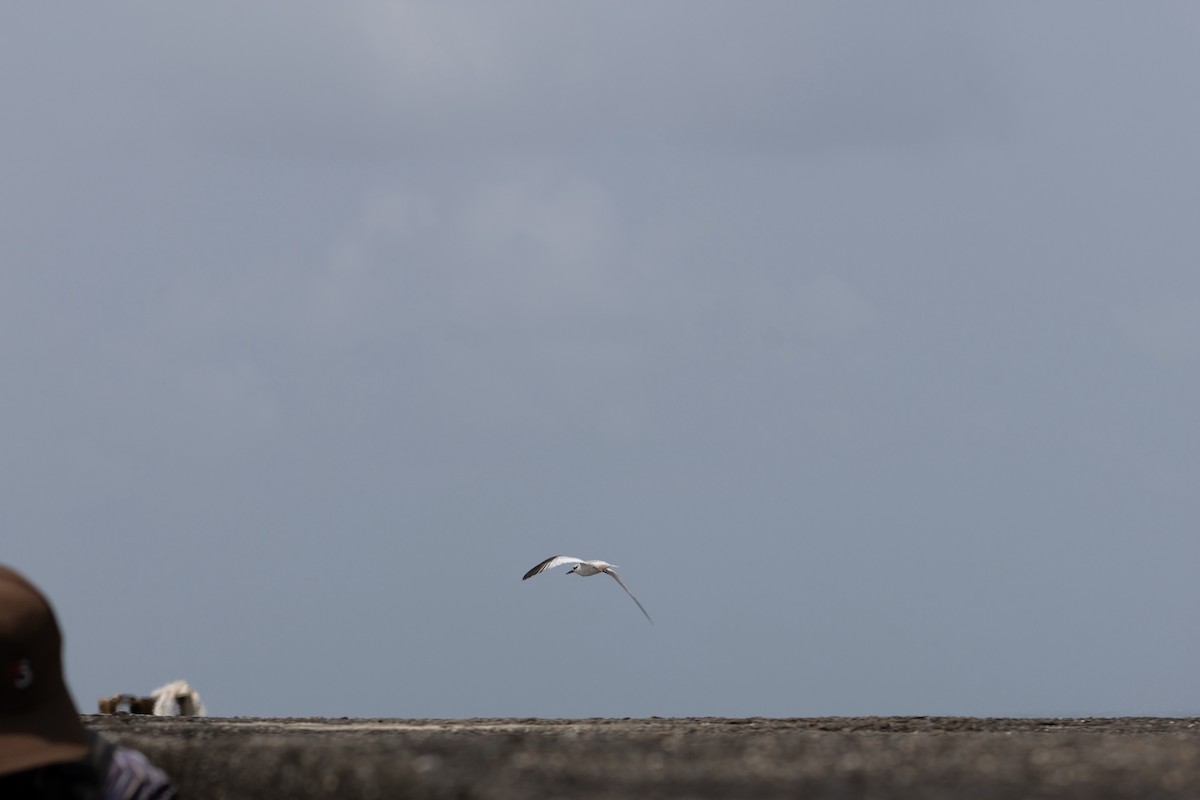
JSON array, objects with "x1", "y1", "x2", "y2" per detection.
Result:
[
  {"x1": 1115, "y1": 294, "x2": 1200, "y2": 362},
  {"x1": 3, "y1": 3, "x2": 1198, "y2": 719}
]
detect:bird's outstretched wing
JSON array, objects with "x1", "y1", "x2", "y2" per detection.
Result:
[
  {"x1": 604, "y1": 570, "x2": 653, "y2": 624},
  {"x1": 522, "y1": 555, "x2": 583, "y2": 580}
]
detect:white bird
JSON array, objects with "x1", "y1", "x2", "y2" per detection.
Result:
[{"x1": 522, "y1": 556, "x2": 653, "y2": 623}]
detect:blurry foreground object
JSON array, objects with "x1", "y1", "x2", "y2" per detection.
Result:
[
  {"x1": 0, "y1": 565, "x2": 89, "y2": 774},
  {"x1": 98, "y1": 680, "x2": 206, "y2": 717},
  {"x1": 0, "y1": 564, "x2": 178, "y2": 798}
]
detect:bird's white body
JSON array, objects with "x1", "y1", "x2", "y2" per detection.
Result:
[
  {"x1": 564, "y1": 559, "x2": 611, "y2": 577},
  {"x1": 522, "y1": 555, "x2": 652, "y2": 623}
]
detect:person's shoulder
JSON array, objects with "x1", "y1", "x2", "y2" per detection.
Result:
[{"x1": 104, "y1": 745, "x2": 178, "y2": 800}]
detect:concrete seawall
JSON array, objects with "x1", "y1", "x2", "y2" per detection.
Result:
[{"x1": 85, "y1": 716, "x2": 1200, "y2": 799}]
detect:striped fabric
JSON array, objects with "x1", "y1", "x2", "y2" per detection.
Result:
[{"x1": 103, "y1": 747, "x2": 177, "y2": 800}]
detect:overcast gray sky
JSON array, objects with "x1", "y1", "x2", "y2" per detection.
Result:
[{"x1": 4, "y1": 3, "x2": 1198, "y2": 718}]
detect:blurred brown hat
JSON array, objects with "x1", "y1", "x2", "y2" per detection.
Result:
[{"x1": 0, "y1": 565, "x2": 89, "y2": 776}]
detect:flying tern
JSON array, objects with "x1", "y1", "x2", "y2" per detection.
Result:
[{"x1": 522, "y1": 556, "x2": 653, "y2": 623}]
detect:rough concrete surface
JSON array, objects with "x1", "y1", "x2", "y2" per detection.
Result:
[{"x1": 85, "y1": 716, "x2": 1200, "y2": 799}]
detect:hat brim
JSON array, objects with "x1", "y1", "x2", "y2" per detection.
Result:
[{"x1": 0, "y1": 686, "x2": 89, "y2": 776}]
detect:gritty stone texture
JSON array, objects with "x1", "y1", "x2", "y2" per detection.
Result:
[{"x1": 84, "y1": 716, "x2": 1200, "y2": 799}]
